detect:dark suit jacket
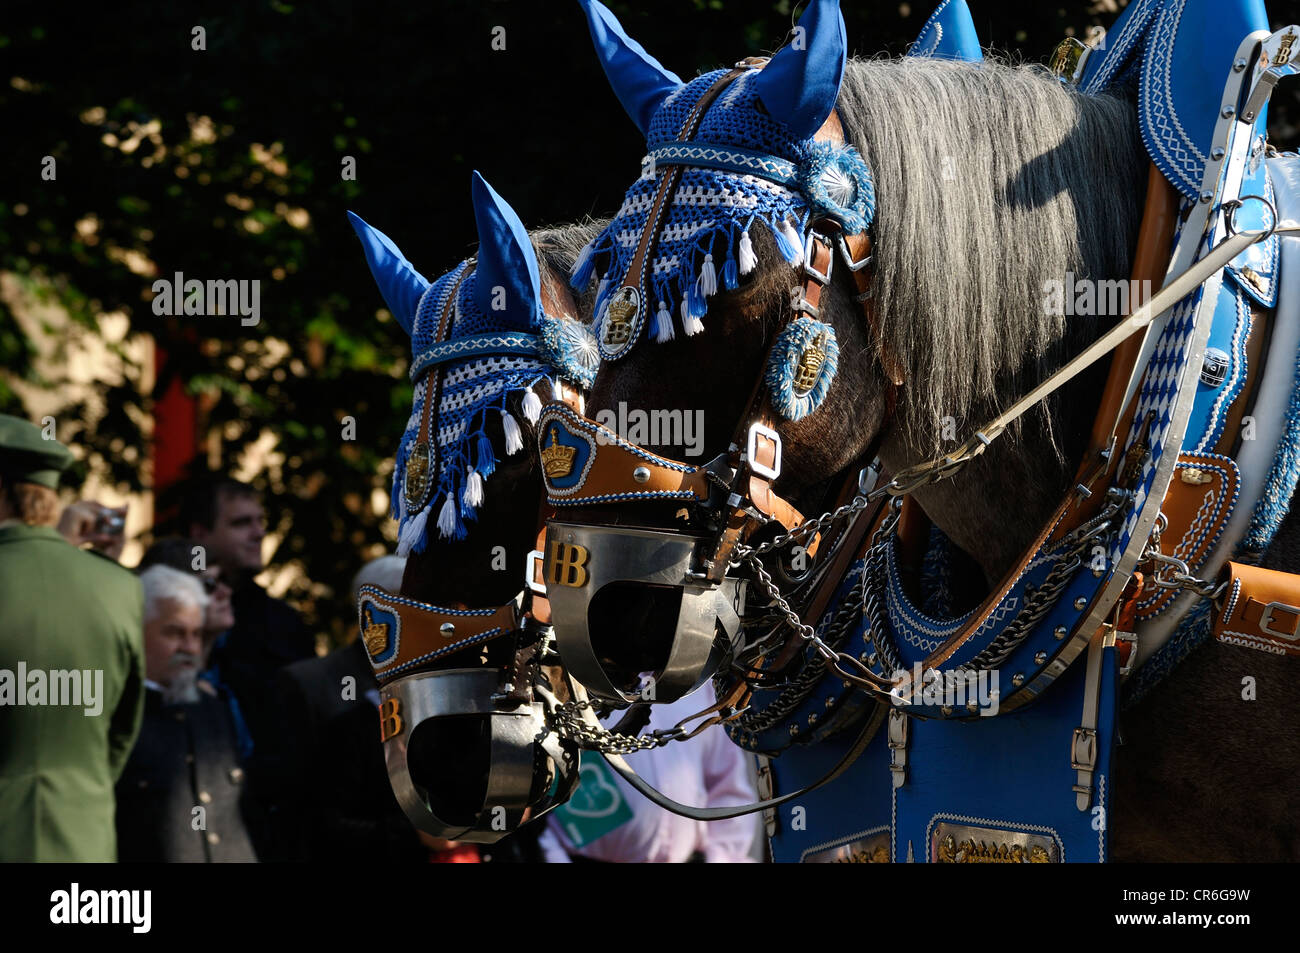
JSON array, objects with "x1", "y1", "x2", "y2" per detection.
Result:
[
  {"x1": 208, "y1": 579, "x2": 314, "y2": 859},
  {"x1": 115, "y1": 686, "x2": 257, "y2": 862},
  {"x1": 276, "y1": 640, "x2": 427, "y2": 862}
]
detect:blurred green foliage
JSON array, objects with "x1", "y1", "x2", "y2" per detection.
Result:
[{"x1": 2, "y1": 0, "x2": 1298, "y2": 642}]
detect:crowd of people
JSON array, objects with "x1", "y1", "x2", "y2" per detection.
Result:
[{"x1": 0, "y1": 414, "x2": 761, "y2": 863}]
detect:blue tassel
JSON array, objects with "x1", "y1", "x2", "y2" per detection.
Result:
[
  {"x1": 773, "y1": 222, "x2": 801, "y2": 264},
  {"x1": 685, "y1": 281, "x2": 707, "y2": 320},
  {"x1": 570, "y1": 240, "x2": 597, "y2": 290},
  {"x1": 475, "y1": 432, "x2": 496, "y2": 477},
  {"x1": 722, "y1": 253, "x2": 739, "y2": 291}
]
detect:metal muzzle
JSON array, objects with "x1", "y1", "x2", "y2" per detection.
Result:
[
  {"x1": 380, "y1": 666, "x2": 582, "y2": 843},
  {"x1": 543, "y1": 521, "x2": 743, "y2": 704}
]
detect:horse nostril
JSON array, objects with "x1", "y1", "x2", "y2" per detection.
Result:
[{"x1": 405, "y1": 715, "x2": 490, "y2": 827}]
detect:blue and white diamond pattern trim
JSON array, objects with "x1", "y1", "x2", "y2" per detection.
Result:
[
  {"x1": 409, "y1": 332, "x2": 543, "y2": 381},
  {"x1": 650, "y1": 143, "x2": 800, "y2": 189}
]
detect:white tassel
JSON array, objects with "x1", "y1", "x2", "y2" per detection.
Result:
[
  {"x1": 697, "y1": 253, "x2": 717, "y2": 296},
  {"x1": 739, "y1": 230, "x2": 758, "y2": 275},
  {"x1": 436, "y1": 492, "x2": 458, "y2": 539},
  {"x1": 396, "y1": 506, "x2": 429, "y2": 557},
  {"x1": 779, "y1": 220, "x2": 805, "y2": 265},
  {"x1": 462, "y1": 469, "x2": 484, "y2": 509},
  {"x1": 501, "y1": 410, "x2": 524, "y2": 455},
  {"x1": 681, "y1": 298, "x2": 704, "y2": 336},
  {"x1": 655, "y1": 301, "x2": 675, "y2": 342},
  {"x1": 522, "y1": 388, "x2": 543, "y2": 423}
]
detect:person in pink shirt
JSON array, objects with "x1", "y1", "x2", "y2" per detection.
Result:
[{"x1": 540, "y1": 682, "x2": 761, "y2": 863}]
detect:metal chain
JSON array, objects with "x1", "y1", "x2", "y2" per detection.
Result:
[
  {"x1": 734, "y1": 499, "x2": 903, "y2": 696},
  {"x1": 549, "y1": 699, "x2": 682, "y2": 753},
  {"x1": 734, "y1": 573, "x2": 866, "y2": 735},
  {"x1": 863, "y1": 502, "x2": 1119, "y2": 678},
  {"x1": 1140, "y1": 510, "x2": 1229, "y2": 599}
]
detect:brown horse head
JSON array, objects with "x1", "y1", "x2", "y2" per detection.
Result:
[{"x1": 350, "y1": 173, "x2": 604, "y2": 839}]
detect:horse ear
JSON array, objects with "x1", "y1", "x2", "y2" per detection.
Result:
[
  {"x1": 470, "y1": 171, "x2": 542, "y2": 332},
  {"x1": 908, "y1": 0, "x2": 983, "y2": 61},
  {"x1": 577, "y1": 0, "x2": 683, "y2": 136},
  {"x1": 347, "y1": 211, "x2": 429, "y2": 337},
  {"x1": 751, "y1": 0, "x2": 847, "y2": 141}
]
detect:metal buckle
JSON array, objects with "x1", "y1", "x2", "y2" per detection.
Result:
[
  {"x1": 1113, "y1": 630, "x2": 1138, "y2": 676},
  {"x1": 789, "y1": 287, "x2": 820, "y2": 319},
  {"x1": 887, "y1": 709, "x2": 909, "y2": 749},
  {"x1": 525, "y1": 550, "x2": 547, "y2": 596},
  {"x1": 1070, "y1": 727, "x2": 1097, "y2": 772},
  {"x1": 746, "y1": 422, "x2": 782, "y2": 481},
  {"x1": 835, "y1": 233, "x2": 873, "y2": 272},
  {"x1": 858, "y1": 461, "x2": 881, "y2": 494},
  {"x1": 1258, "y1": 602, "x2": 1300, "y2": 641},
  {"x1": 802, "y1": 232, "x2": 833, "y2": 285}
]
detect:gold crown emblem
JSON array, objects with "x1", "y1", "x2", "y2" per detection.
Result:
[
  {"x1": 1275, "y1": 28, "x2": 1296, "y2": 67},
  {"x1": 403, "y1": 441, "x2": 431, "y2": 509},
  {"x1": 602, "y1": 287, "x2": 640, "y2": 349},
  {"x1": 541, "y1": 426, "x2": 578, "y2": 479},
  {"x1": 792, "y1": 332, "x2": 828, "y2": 396},
  {"x1": 362, "y1": 606, "x2": 390, "y2": 657}
]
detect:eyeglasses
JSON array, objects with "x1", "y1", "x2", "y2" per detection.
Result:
[{"x1": 201, "y1": 575, "x2": 223, "y2": 594}]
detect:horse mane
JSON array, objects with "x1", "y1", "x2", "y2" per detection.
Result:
[
  {"x1": 836, "y1": 56, "x2": 1146, "y2": 457},
  {"x1": 530, "y1": 216, "x2": 608, "y2": 323}
]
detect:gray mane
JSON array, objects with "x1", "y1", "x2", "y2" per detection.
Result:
[
  {"x1": 531, "y1": 217, "x2": 608, "y2": 323},
  {"x1": 836, "y1": 57, "x2": 1146, "y2": 456}
]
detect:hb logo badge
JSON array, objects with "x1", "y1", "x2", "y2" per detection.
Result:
[{"x1": 547, "y1": 540, "x2": 590, "y2": 588}]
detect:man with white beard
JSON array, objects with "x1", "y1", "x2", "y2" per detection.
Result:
[{"x1": 114, "y1": 566, "x2": 257, "y2": 861}]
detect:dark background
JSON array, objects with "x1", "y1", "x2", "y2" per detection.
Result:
[{"x1": 3, "y1": 0, "x2": 1299, "y2": 643}]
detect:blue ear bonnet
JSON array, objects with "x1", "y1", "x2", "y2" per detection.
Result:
[
  {"x1": 572, "y1": 66, "x2": 875, "y2": 353},
  {"x1": 389, "y1": 260, "x2": 598, "y2": 553}
]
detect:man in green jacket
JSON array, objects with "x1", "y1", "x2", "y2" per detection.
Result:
[{"x1": 0, "y1": 414, "x2": 145, "y2": 861}]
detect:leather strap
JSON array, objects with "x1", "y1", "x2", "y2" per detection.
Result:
[
  {"x1": 1072, "y1": 623, "x2": 1113, "y2": 811},
  {"x1": 359, "y1": 584, "x2": 520, "y2": 685},
  {"x1": 618, "y1": 68, "x2": 748, "y2": 311},
  {"x1": 540, "y1": 406, "x2": 710, "y2": 504},
  {"x1": 1214, "y1": 561, "x2": 1300, "y2": 656}
]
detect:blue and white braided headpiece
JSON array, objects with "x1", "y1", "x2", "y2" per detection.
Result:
[
  {"x1": 350, "y1": 172, "x2": 598, "y2": 553},
  {"x1": 571, "y1": 0, "x2": 875, "y2": 359}
]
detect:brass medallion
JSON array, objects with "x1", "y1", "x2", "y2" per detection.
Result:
[
  {"x1": 801, "y1": 832, "x2": 890, "y2": 863},
  {"x1": 403, "y1": 441, "x2": 432, "y2": 510},
  {"x1": 792, "y1": 331, "x2": 828, "y2": 397},
  {"x1": 601, "y1": 286, "x2": 641, "y2": 354},
  {"x1": 930, "y1": 823, "x2": 1059, "y2": 863}
]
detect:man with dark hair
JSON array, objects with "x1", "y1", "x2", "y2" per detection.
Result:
[
  {"x1": 179, "y1": 475, "x2": 314, "y2": 859},
  {"x1": 0, "y1": 414, "x2": 145, "y2": 861}
]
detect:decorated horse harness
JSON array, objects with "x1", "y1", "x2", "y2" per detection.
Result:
[{"x1": 537, "y1": 0, "x2": 1300, "y2": 861}]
